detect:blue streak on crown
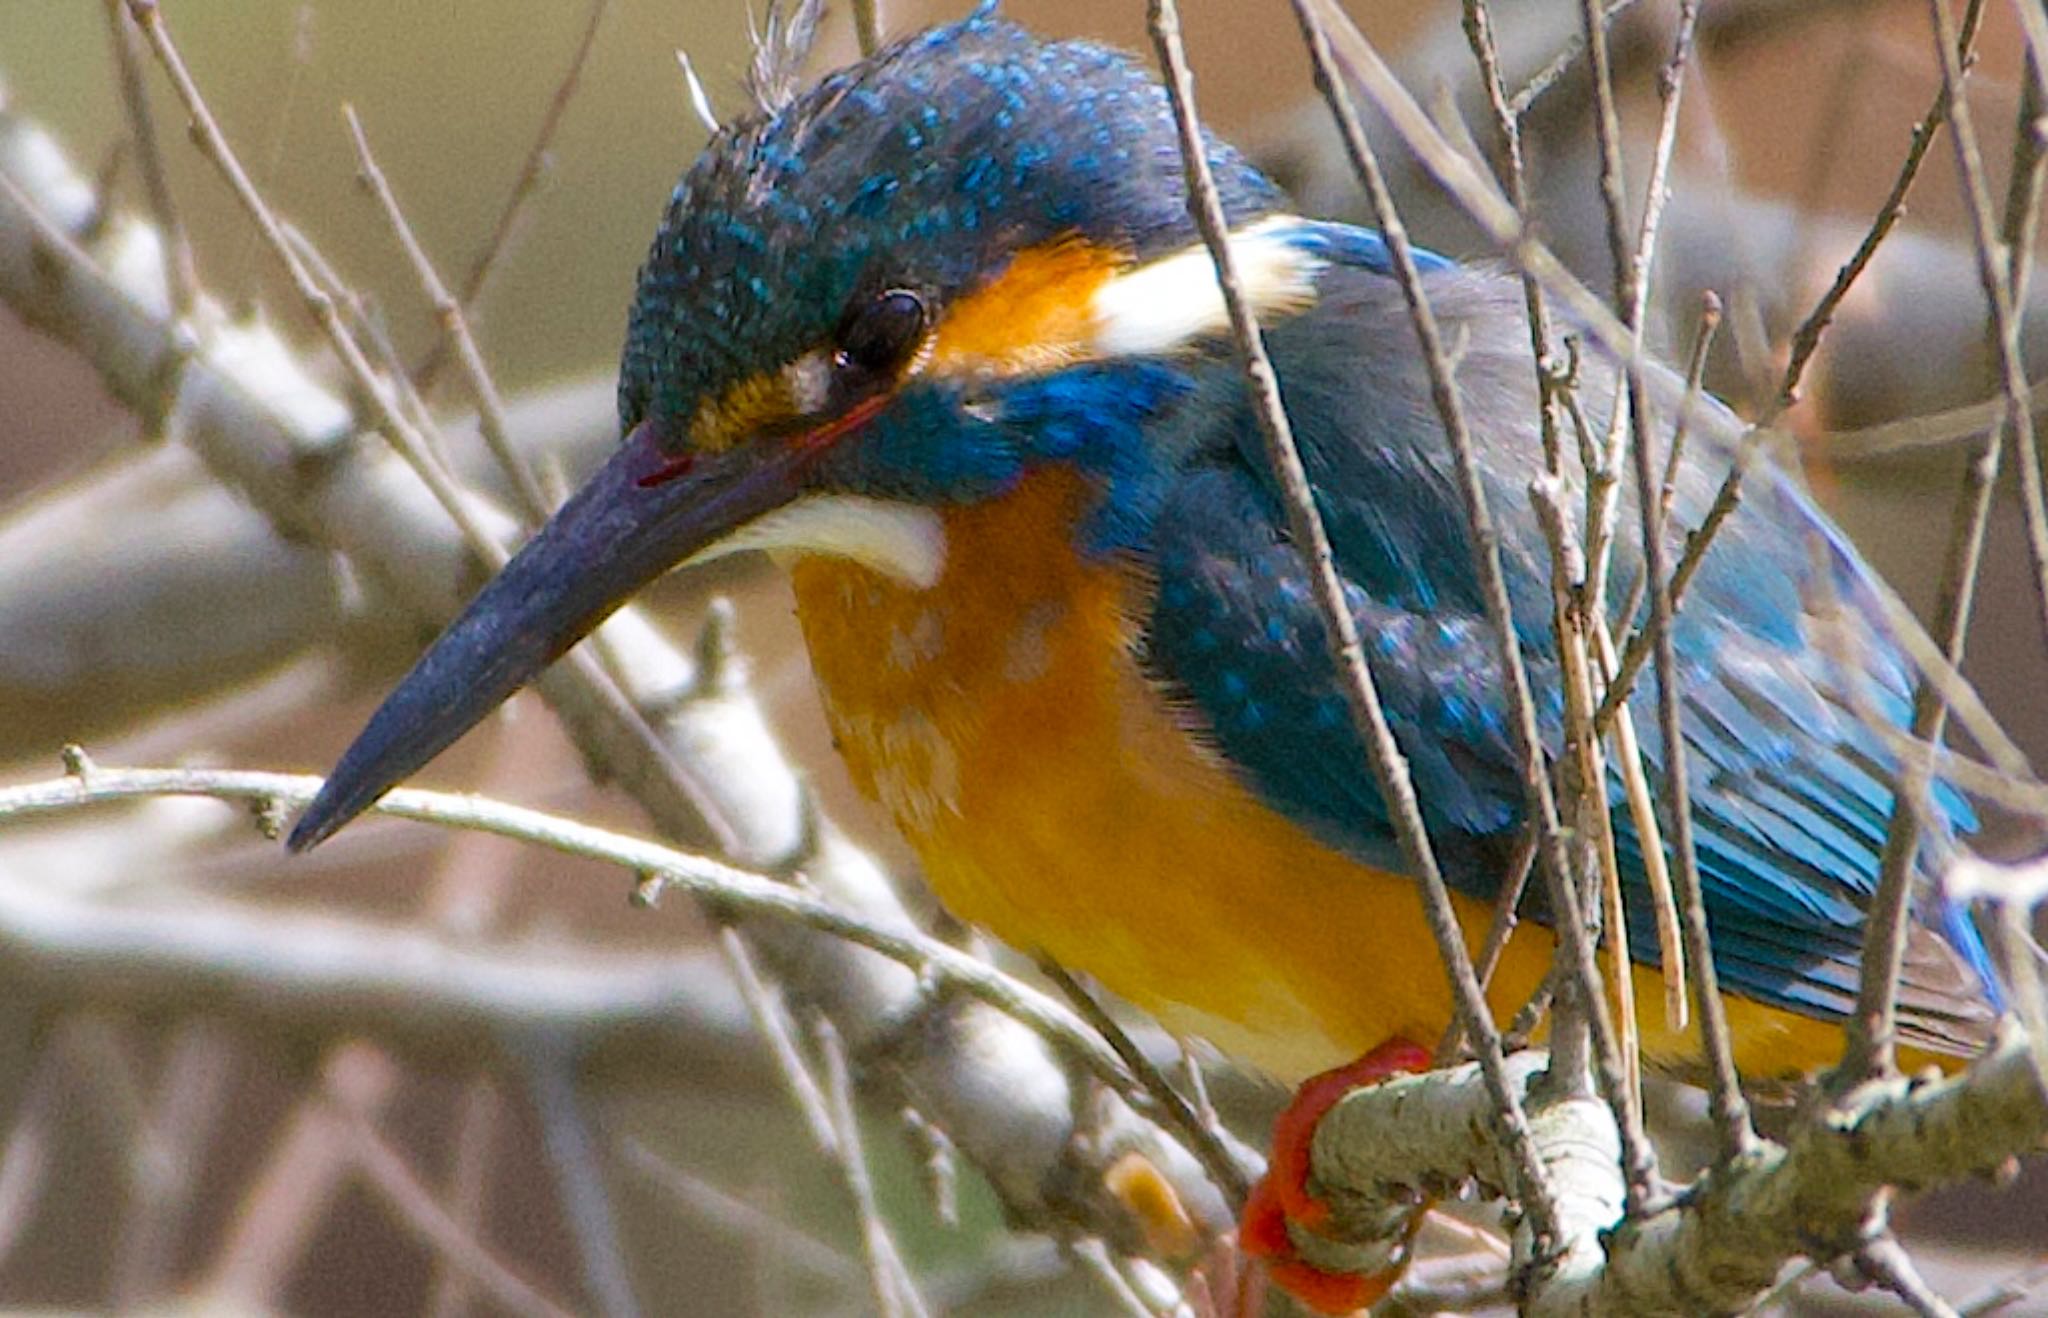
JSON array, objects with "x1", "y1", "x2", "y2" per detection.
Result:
[{"x1": 619, "y1": 12, "x2": 1281, "y2": 436}]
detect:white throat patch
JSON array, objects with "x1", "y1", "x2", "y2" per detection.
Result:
[{"x1": 689, "y1": 495, "x2": 948, "y2": 588}]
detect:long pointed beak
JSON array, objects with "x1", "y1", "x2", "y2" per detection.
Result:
[{"x1": 288, "y1": 419, "x2": 814, "y2": 852}]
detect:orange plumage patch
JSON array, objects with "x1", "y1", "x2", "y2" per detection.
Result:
[{"x1": 928, "y1": 237, "x2": 1125, "y2": 377}]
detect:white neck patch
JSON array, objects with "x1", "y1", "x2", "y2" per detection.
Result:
[
  {"x1": 1089, "y1": 215, "x2": 1325, "y2": 359},
  {"x1": 689, "y1": 495, "x2": 948, "y2": 589}
]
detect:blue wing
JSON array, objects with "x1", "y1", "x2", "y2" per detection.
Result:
[{"x1": 1138, "y1": 225, "x2": 1998, "y2": 1052}]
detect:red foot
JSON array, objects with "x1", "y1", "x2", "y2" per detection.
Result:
[{"x1": 1240, "y1": 1038, "x2": 1432, "y2": 1316}]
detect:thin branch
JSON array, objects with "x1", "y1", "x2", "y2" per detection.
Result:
[
  {"x1": 1659, "y1": 294, "x2": 1722, "y2": 537},
  {"x1": 1298, "y1": 0, "x2": 1655, "y2": 1210},
  {"x1": 345, "y1": 1101, "x2": 581, "y2": 1318},
  {"x1": 1950, "y1": 6, "x2": 2048, "y2": 659},
  {"x1": 1439, "y1": 826, "x2": 1537, "y2": 1064},
  {"x1": 1597, "y1": 0, "x2": 1994, "y2": 742},
  {"x1": 0, "y1": 1048, "x2": 61, "y2": 1270},
  {"x1": 426, "y1": 1078, "x2": 504, "y2": 1318},
  {"x1": 206, "y1": 1043, "x2": 400, "y2": 1301},
  {"x1": 1149, "y1": 0, "x2": 1565, "y2": 1259},
  {"x1": 814, "y1": 1016, "x2": 931, "y2": 1318},
  {"x1": 414, "y1": 0, "x2": 610, "y2": 390},
  {"x1": 1528, "y1": 478, "x2": 1644, "y2": 1120},
  {"x1": 117, "y1": 0, "x2": 782, "y2": 868},
  {"x1": 617, "y1": 1136, "x2": 860, "y2": 1285},
  {"x1": 1575, "y1": 0, "x2": 1755, "y2": 1161},
  {"x1": 113, "y1": 1020, "x2": 234, "y2": 1308},
  {"x1": 101, "y1": 0, "x2": 194, "y2": 322},
  {"x1": 521, "y1": 1037, "x2": 641, "y2": 1318},
  {"x1": 121, "y1": 0, "x2": 507, "y2": 570},
  {"x1": 1065, "y1": 1238, "x2": 1161, "y2": 1318},
  {"x1": 1625, "y1": 0, "x2": 1704, "y2": 334},
  {"x1": 99, "y1": 0, "x2": 196, "y2": 444},
  {"x1": 1842, "y1": 0, "x2": 2041, "y2": 1086},
  {"x1": 1038, "y1": 958, "x2": 1253, "y2": 1207},
  {"x1": 1960, "y1": 1253, "x2": 2048, "y2": 1317},
  {"x1": 0, "y1": 763, "x2": 1138, "y2": 1096},
  {"x1": 344, "y1": 105, "x2": 551, "y2": 524},
  {"x1": 851, "y1": 0, "x2": 884, "y2": 57},
  {"x1": 719, "y1": 927, "x2": 838, "y2": 1153},
  {"x1": 1779, "y1": 0, "x2": 1990, "y2": 418},
  {"x1": 1505, "y1": 0, "x2": 1645, "y2": 119},
  {"x1": 1462, "y1": 2, "x2": 1681, "y2": 1077},
  {"x1": 1853, "y1": 1233, "x2": 1963, "y2": 1318}
]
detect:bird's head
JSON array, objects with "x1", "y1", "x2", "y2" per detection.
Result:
[{"x1": 290, "y1": 8, "x2": 1332, "y2": 849}]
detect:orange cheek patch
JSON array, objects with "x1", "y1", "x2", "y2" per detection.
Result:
[{"x1": 929, "y1": 238, "x2": 1125, "y2": 377}]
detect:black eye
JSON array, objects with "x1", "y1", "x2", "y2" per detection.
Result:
[{"x1": 836, "y1": 289, "x2": 927, "y2": 377}]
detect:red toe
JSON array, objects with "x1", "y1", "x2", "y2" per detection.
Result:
[
  {"x1": 1262, "y1": 1038, "x2": 1430, "y2": 1227},
  {"x1": 1240, "y1": 1037, "x2": 1431, "y2": 1315}
]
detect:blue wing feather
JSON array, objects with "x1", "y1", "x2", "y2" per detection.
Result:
[{"x1": 1138, "y1": 223, "x2": 1999, "y2": 1051}]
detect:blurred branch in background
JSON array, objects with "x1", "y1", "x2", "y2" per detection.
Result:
[{"x1": 0, "y1": 0, "x2": 2046, "y2": 1314}]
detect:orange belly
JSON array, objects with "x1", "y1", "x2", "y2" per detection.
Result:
[{"x1": 789, "y1": 469, "x2": 1854, "y2": 1083}]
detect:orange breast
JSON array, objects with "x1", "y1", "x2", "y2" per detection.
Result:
[{"x1": 788, "y1": 468, "x2": 1855, "y2": 1082}]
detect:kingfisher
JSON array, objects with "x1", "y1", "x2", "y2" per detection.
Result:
[{"x1": 288, "y1": 7, "x2": 2002, "y2": 1310}]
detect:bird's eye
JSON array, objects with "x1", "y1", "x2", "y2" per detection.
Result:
[{"x1": 835, "y1": 289, "x2": 928, "y2": 378}]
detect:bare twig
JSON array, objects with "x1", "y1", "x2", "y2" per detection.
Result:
[
  {"x1": 122, "y1": 0, "x2": 506, "y2": 568},
  {"x1": 425, "y1": 1078, "x2": 504, "y2": 1318},
  {"x1": 101, "y1": 0, "x2": 194, "y2": 322},
  {"x1": 1574, "y1": 0, "x2": 1756, "y2": 1162},
  {"x1": 344, "y1": 105, "x2": 551, "y2": 523},
  {"x1": 1597, "y1": 0, "x2": 1994, "y2": 740},
  {"x1": 1930, "y1": 0, "x2": 2048, "y2": 652},
  {"x1": 113, "y1": 1020, "x2": 234, "y2": 1308},
  {"x1": 617, "y1": 1135, "x2": 860, "y2": 1285},
  {"x1": 814, "y1": 1016, "x2": 931, "y2": 1318},
  {"x1": 1659, "y1": 294, "x2": 1722, "y2": 536},
  {"x1": 413, "y1": 0, "x2": 610, "y2": 390},
  {"x1": 0, "y1": 763, "x2": 1137, "y2": 1094},
  {"x1": 0, "y1": 1049, "x2": 61, "y2": 1269},
  {"x1": 100, "y1": 0, "x2": 196, "y2": 445},
  {"x1": 521, "y1": 1037, "x2": 641, "y2": 1318},
  {"x1": 1853, "y1": 1233, "x2": 1963, "y2": 1318},
  {"x1": 852, "y1": 0, "x2": 884, "y2": 56},
  {"x1": 1304, "y1": 0, "x2": 1658, "y2": 1219},
  {"x1": 719, "y1": 927, "x2": 838, "y2": 1152},
  {"x1": 206, "y1": 1043, "x2": 400, "y2": 1301},
  {"x1": 1625, "y1": 0, "x2": 1703, "y2": 335},
  {"x1": 1505, "y1": 0, "x2": 1644, "y2": 118},
  {"x1": 1464, "y1": 2, "x2": 1683, "y2": 1077},
  {"x1": 1960, "y1": 1253, "x2": 2048, "y2": 1317},
  {"x1": 1779, "y1": 0, "x2": 1991, "y2": 417},
  {"x1": 346, "y1": 1100, "x2": 581, "y2": 1318},
  {"x1": 1842, "y1": 0, "x2": 2042, "y2": 1086},
  {"x1": 1455, "y1": 828, "x2": 1539, "y2": 1051},
  {"x1": 1065, "y1": 1238, "x2": 1162, "y2": 1318},
  {"x1": 1151, "y1": 0, "x2": 1565, "y2": 1261},
  {"x1": 1038, "y1": 959, "x2": 1252, "y2": 1208}
]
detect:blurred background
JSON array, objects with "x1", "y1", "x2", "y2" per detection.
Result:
[{"x1": 2, "y1": 0, "x2": 2046, "y2": 1313}]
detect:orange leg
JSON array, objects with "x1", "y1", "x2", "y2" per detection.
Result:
[{"x1": 1240, "y1": 1038, "x2": 1431, "y2": 1316}]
